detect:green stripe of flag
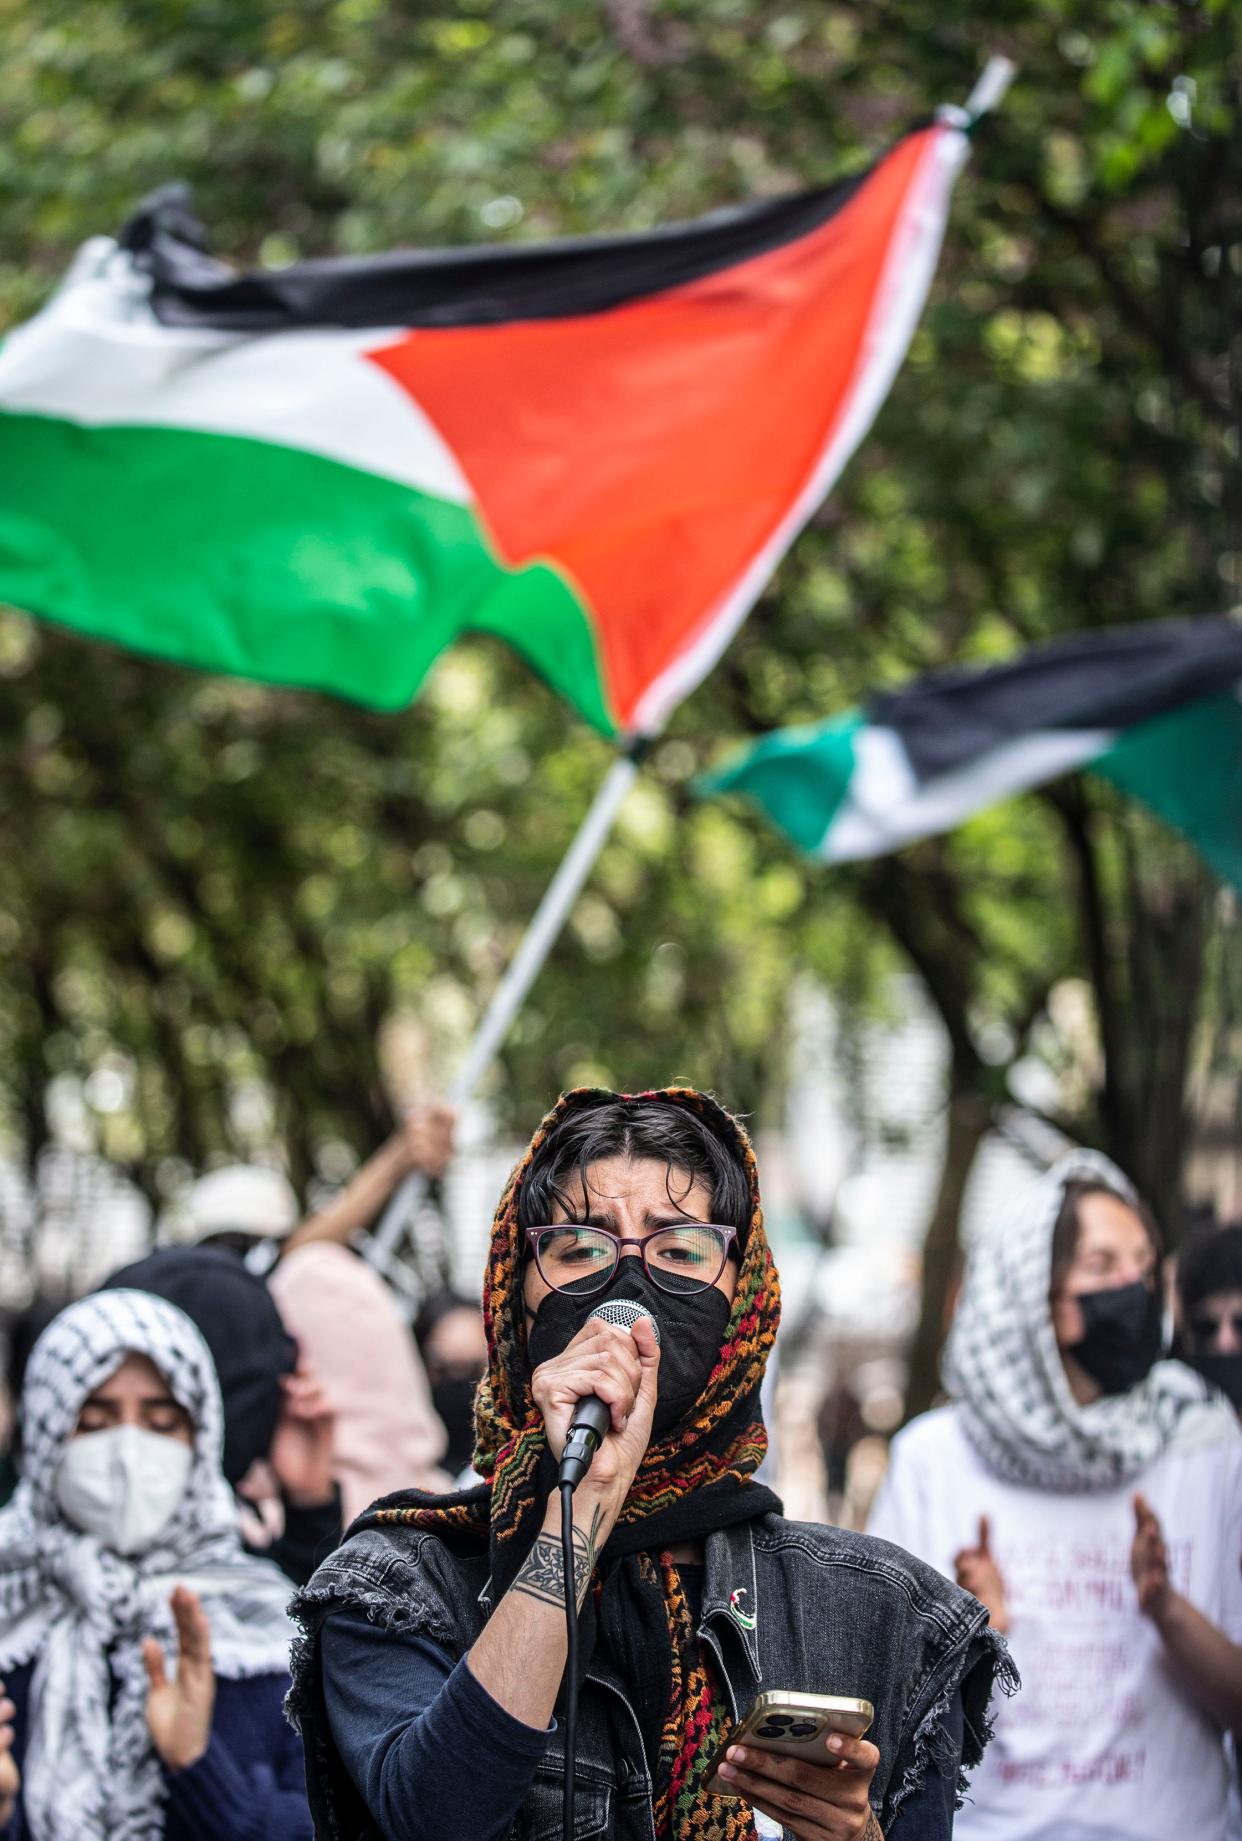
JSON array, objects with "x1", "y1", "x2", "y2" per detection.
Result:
[
  {"x1": 697, "y1": 710, "x2": 863, "y2": 853},
  {"x1": 1093, "y1": 693, "x2": 1242, "y2": 890},
  {"x1": 0, "y1": 411, "x2": 612, "y2": 732}
]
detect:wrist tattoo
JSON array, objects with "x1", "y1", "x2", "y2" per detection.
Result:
[{"x1": 512, "y1": 1504, "x2": 604, "y2": 1613}]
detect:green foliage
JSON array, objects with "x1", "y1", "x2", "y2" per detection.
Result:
[{"x1": 0, "y1": 0, "x2": 1236, "y2": 1213}]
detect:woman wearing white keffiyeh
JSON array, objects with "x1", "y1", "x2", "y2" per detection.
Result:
[
  {"x1": 0, "y1": 1289, "x2": 311, "y2": 1841},
  {"x1": 943, "y1": 1148, "x2": 1210, "y2": 1493},
  {"x1": 869, "y1": 1150, "x2": 1242, "y2": 1841}
]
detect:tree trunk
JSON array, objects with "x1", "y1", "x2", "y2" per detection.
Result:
[
  {"x1": 903, "y1": 1079, "x2": 992, "y2": 1423},
  {"x1": 1046, "y1": 783, "x2": 1215, "y2": 1245},
  {"x1": 1104, "y1": 847, "x2": 1212, "y2": 1245}
]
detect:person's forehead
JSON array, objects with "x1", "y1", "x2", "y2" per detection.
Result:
[
  {"x1": 428, "y1": 1308, "x2": 486, "y2": 1358},
  {"x1": 1194, "y1": 1286, "x2": 1242, "y2": 1315},
  {"x1": 88, "y1": 1351, "x2": 176, "y2": 1398},
  {"x1": 554, "y1": 1153, "x2": 711, "y2": 1207},
  {"x1": 1074, "y1": 1192, "x2": 1150, "y2": 1253}
]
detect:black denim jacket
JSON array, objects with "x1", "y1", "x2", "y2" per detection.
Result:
[{"x1": 288, "y1": 1512, "x2": 1016, "y2": 1841}]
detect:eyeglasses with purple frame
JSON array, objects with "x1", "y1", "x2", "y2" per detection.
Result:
[{"x1": 523, "y1": 1222, "x2": 739, "y2": 1296}]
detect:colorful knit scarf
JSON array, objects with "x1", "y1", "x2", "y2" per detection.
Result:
[
  {"x1": 361, "y1": 1086, "x2": 782, "y2": 1841},
  {"x1": 654, "y1": 1552, "x2": 750, "y2": 1839}
]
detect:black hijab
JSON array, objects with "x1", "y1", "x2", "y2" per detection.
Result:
[{"x1": 103, "y1": 1246, "x2": 297, "y2": 1485}]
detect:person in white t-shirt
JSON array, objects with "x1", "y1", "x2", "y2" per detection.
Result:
[{"x1": 868, "y1": 1149, "x2": 1242, "y2": 1841}]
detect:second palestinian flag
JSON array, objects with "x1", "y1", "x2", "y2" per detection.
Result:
[
  {"x1": 0, "y1": 120, "x2": 969, "y2": 738},
  {"x1": 702, "y1": 618, "x2": 1242, "y2": 890}
]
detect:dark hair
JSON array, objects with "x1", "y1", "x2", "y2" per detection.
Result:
[
  {"x1": 517, "y1": 1099, "x2": 751, "y2": 1238},
  {"x1": 200, "y1": 1230, "x2": 261, "y2": 1256},
  {"x1": 1050, "y1": 1179, "x2": 1162, "y2": 1295},
  {"x1": 1178, "y1": 1223, "x2": 1242, "y2": 1328},
  {"x1": 102, "y1": 1246, "x2": 296, "y2": 1486}
]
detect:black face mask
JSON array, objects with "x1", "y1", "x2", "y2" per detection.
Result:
[
  {"x1": 1068, "y1": 1280, "x2": 1163, "y2": 1397},
  {"x1": 1187, "y1": 1351, "x2": 1242, "y2": 1413},
  {"x1": 430, "y1": 1375, "x2": 481, "y2": 1476},
  {"x1": 526, "y1": 1256, "x2": 732, "y2": 1441}
]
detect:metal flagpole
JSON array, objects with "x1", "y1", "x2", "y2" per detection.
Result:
[
  {"x1": 936, "y1": 54, "x2": 1016, "y2": 131},
  {"x1": 364, "y1": 742, "x2": 646, "y2": 1288},
  {"x1": 964, "y1": 56, "x2": 1016, "y2": 122}
]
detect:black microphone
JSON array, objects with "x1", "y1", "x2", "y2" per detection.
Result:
[{"x1": 558, "y1": 1298, "x2": 660, "y2": 1490}]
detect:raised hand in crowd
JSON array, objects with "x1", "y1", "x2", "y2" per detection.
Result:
[
  {"x1": 269, "y1": 1362, "x2": 336, "y2": 1508},
  {"x1": 142, "y1": 1585, "x2": 217, "y2": 1773},
  {"x1": 0, "y1": 1680, "x2": 18, "y2": 1828},
  {"x1": 1129, "y1": 1491, "x2": 1242, "y2": 1733},
  {"x1": 715, "y1": 1732, "x2": 883, "y2": 1841},
  {"x1": 954, "y1": 1515, "x2": 1010, "y2": 1634},
  {"x1": 282, "y1": 1102, "x2": 457, "y2": 1255},
  {"x1": 1130, "y1": 1492, "x2": 1171, "y2": 1617},
  {"x1": 399, "y1": 1102, "x2": 457, "y2": 1180}
]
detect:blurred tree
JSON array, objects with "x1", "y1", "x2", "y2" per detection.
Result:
[{"x1": 0, "y1": 1, "x2": 1236, "y2": 1407}]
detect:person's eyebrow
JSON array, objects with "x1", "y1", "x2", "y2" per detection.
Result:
[
  {"x1": 80, "y1": 1394, "x2": 121, "y2": 1410},
  {"x1": 576, "y1": 1209, "x2": 705, "y2": 1230},
  {"x1": 138, "y1": 1393, "x2": 184, "y2": 1409}
]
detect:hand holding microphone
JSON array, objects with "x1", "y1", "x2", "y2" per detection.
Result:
[
  {"x1": 529, "y1": 1301, "x2": 661, "y2": 1840},
  {"x1": 559, "y1": 1301, "x2": 663, "y2": 1488},
  {"x1": 530, "y1": 1302, "x2": 661, "y2": 1507}
]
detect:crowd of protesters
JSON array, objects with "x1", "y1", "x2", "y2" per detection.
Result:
[{"x1": 0, "y1": 1087, "x2": 1239, "y2": 1841}]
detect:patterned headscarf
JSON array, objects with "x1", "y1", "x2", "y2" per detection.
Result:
[
  {"x1": 943, "y1": 1149, "x2": 1215, "y2": 1492},
  {"x1": 364, "y1": 1086, "x2": 782, "y2": 1841},
  {"x1": 0, "y1": 1289, "x2": 296, "y2": 1841}
]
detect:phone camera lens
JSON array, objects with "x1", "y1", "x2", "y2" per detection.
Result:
[
  {"x1": 756, "y1": 1720, "x2": 791, "y2": 1738},
  {"x1": 787, "y1": 1721, "x2": 819, "y2": 1739}
]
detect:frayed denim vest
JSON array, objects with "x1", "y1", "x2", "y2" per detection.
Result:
[{"x1": 288, "y1": 1513, "x2": 1016, "y2": 1840}]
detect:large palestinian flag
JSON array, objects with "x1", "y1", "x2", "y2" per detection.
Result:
[
  {"x1": 702, "y1": 618, "x2": 1242, "y2": 889},
  {"x1": 0, "y1": 120, "x2": 971, "y2": 738}
]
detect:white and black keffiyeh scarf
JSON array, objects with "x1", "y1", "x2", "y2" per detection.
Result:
[
  {"x1": 943, "y1": 1150, "x2": 1216, "y2": 1492},
  {"x1": 0, "y1": 1289, "x2": 296, "y2": 1841}
]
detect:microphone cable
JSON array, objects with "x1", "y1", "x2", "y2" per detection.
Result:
[
  {"x1": 556, "y1": 1300, "x2": 658, "y2": 1834},
  {"x1": 560, "y1": 1479, "x2": 580, "y2": 1840}
]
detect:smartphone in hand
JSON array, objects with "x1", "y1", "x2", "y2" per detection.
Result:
[{"x1": 704, "y1": 1690, "x2": 874, "y2": 1798}]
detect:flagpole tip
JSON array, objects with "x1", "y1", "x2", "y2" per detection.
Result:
[{"x1": 964, "y1": 55, "x2": 1017, "y2": 122}]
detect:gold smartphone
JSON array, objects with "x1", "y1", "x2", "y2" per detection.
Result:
[{"x1": 703, "y1": 1691, "x2": 874, "y2": 1798}]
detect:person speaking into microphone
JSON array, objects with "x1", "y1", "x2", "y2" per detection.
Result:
[{"x1": 288, "y1": 1088, "x2": 1015, "y2": 1841}]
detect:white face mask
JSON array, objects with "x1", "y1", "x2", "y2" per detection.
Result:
[{"x1": 56, "y1": 1424, "x2": 193, "y2": 1556}]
